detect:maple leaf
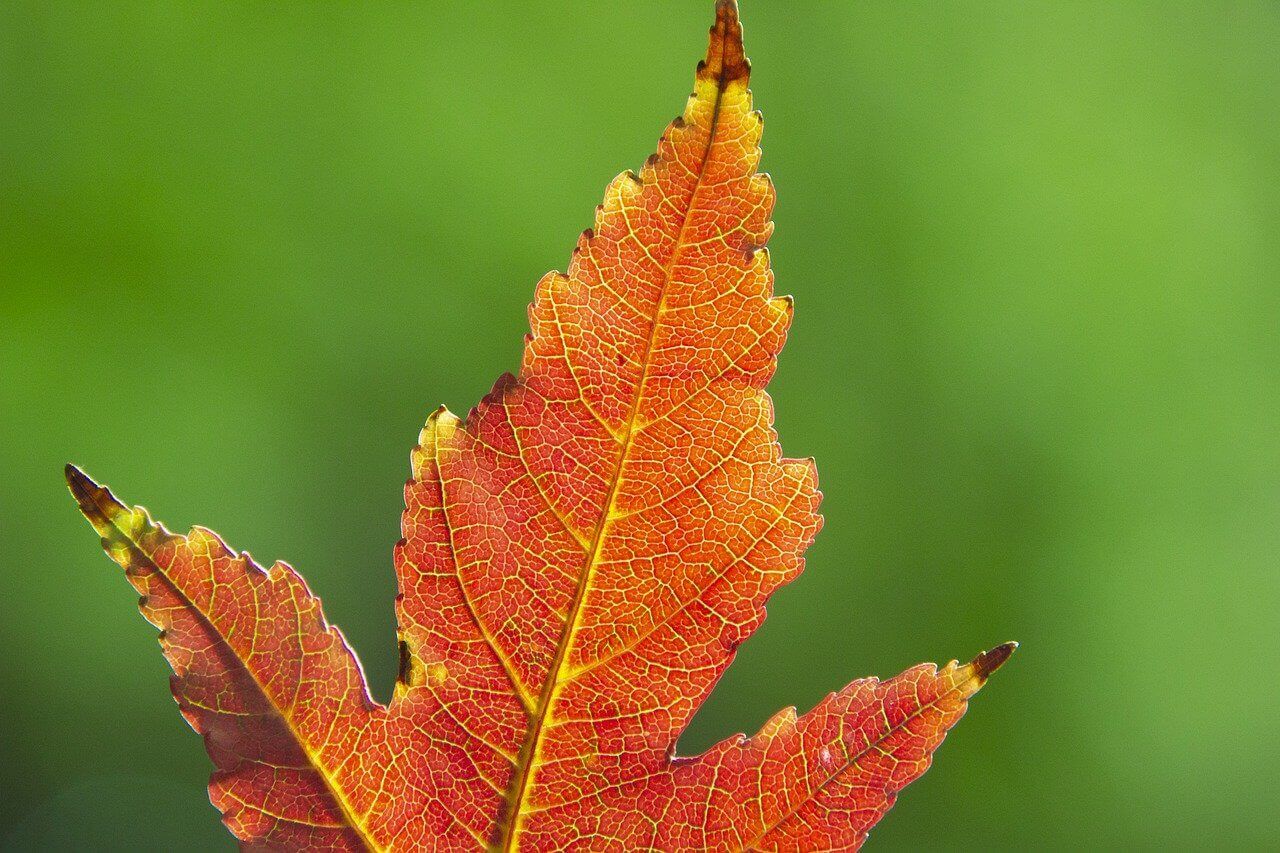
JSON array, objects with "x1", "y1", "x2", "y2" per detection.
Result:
[{"x1": 66, "y1": 2, "x2": 1014, "y2": 850}]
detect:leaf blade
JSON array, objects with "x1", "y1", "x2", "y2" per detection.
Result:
[
  {"x1": 66, "y1": 2, "x2": 1014, "y2": 848},
  {"x1": 65, "y1": 465, "x2": 382, "y2": 851},
  {"x1": 391, "y1": 2, "x2": 823, "y2": 846}
]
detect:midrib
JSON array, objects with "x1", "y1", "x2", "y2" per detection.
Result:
[{"x1": 495, "y1": 45, "x2": 738, "y2": 853}]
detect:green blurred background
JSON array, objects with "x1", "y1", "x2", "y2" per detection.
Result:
[{"x1": 3, "y1": 1, "x2": 1277, "y2": 849}]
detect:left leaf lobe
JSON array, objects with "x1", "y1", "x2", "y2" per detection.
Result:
[{"x1": 66, "y1": 464, "x2": 382, "y2": 851}]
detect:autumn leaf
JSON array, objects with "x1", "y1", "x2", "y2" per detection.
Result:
[{"x1": 66, "y1": 2, "x2": 1014, "y2": 849}]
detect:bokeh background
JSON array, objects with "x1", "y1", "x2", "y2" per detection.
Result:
[{"x1": 3, "y1": 1, "x2": 1277, "y2": 849}]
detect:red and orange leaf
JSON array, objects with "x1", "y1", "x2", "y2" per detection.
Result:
[{"x1": 66, "y1": 3, "x2": 1013, "y2": 850}]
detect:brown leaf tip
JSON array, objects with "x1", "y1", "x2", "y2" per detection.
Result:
[
  {"x1": 65, "y1": 461, "x2": 89, "y2": 492},
  {"x1": 65, "y1": 463, "x2": 133, "y2": 538},
  {"x1": 65, "y1": 463, "x2": 107, "y2": 519},
  {"x1": 700, "y1": 0, "x2": 749, "y2": 86},
  {"x1": 971, "y1": 641, "x2": 1018, "y2": 680}
]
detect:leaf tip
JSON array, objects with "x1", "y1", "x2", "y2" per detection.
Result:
[
  {"x1": 64, "y1": 461, "x2": 87, "y2": 488},
  {"x1": 65, "y1": 463, "x2": 106, "y2": 517},
  {"x1": 701, "y1": 0, "x2": 749, "y2": 86},
  {"x1": 65, "y1": 463, "x2": 133, "y2": 541},
  {"x1": 970, "y1": 641, "x2": 1018, "y2": 680}
]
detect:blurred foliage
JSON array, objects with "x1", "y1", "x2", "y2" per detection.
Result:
[{"x1": 2, "y1": 1, "x2": 1277, "y2": 849}]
